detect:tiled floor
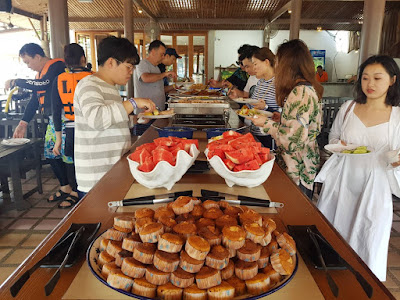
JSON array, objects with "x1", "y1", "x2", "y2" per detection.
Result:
[
  {"x1": 1, "y1": 164, "x2": 400, "y2": 298},
  {"x1": 0, "y1": 165, "x2": 74, "y2": 285}
]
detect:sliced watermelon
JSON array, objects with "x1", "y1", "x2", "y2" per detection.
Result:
[
  {"x1": 222, "y1": 130, "x2": 242, "y2": 139},
  {"x1": 138, "y1": 156, "x2": 155, "y2": 172},
  {"x1": 223, "y1": 158, "x2": 236, "y2": 170},
  {"x1": 135, "y1": 142, "x2": 157, "y2": 153},
  {"x1": 139, "y1": 149, "x2": 152, "y2": 165},
  {"x1": 153, "y1": 148, "x2": 175, "y2": 166},
  {"x1": 207, "y1": 149, "x2": 225, "y2": 160},
  {"x1": 170, "y1": 143, "x2": 185, "y2": 157},
  {"x1": 208, "y1": 143, "x2": 235, "y2": 152},
  {"x1": 129, "y1": 150, "x2": 142, "y2": 163},
  {"x1": 181, "y1": 139, "x2": 199, "y2": 152},
  {"x1": 254, "y1": 153, "x2": 263, "y2": 165},
  {"x1": 233, "y1": 159, "x2": 260, "y2": 171},
  {"x1": 225, "y1": 148, "x2": 254, "y2": 164},
  {"x1": 154, "y1": 137, "x2": 176, "y2": 147},
  {"x1": 228, "y1": 133, "x2": 256, "y2": 149},
  {"x1": 259, "y1": 147, "x2": 271, "y2": 163}
]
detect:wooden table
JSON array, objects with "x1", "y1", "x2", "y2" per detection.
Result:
[
  {"x1": 0, "y1": 138, "x2": 43, "y2": 211},
  {"x1": 0, "y1": 122, "x2": 395, "y2": 299}
]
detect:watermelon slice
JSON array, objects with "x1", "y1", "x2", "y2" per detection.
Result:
[
  {"x1": 233, "y1": 159, "x2": 260, "y2": 171},
  {"x1": 223, "y1": 158, "x2": 236, "y2": 170},
  {"x1": 207, "y1": 149, "x2": 225, "y2": 160},
  {"x1": 170, "y1": 143, "x2": 185, "y2": 158},
  {"x1": 135, "y1": 142, "x2": 157, "y2": 153},
  {"x1": 139, "y1": 149, "x2": 152, "y2": 165},
  {"x1": 225, "y1": 148, "x2": 254, "y2": 164},
  {"x1": 154, "y1": 137, "x2": 175, "y2": 147},
  {"x1": 129, "y1": 150, "x2": 142, "y2": 163},
  {"x1": 228, "y1": 133, "x2": 256, "y2": 149},
  {"x1": 181, "y1": 139, "x2": 199, "y2": 152},
  {"x1": 153, "y1": 148, "x2": 175, "y2": 166},
  {"x1": 259, "y1": 147, "x2": 270, "y2": 163},
  {"x1": 222, "y1": 130, "x2": 242, "y2": 139},
  {"x1": 254, "y1": 153, "x2": 263, "y2": 165},
  {"x1": 138, "y1": 156, "x2": 155, "y2": 172}
]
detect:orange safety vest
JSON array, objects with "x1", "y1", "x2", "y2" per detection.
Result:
[
  {"x1": 35, "y1": 58, "x2": 64, "y2": 112},
  {"x1": 57, "y1": 71, "x2": 93, "y2": 121}
]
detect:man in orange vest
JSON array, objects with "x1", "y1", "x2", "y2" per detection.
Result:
[
  {"x1": 51, "y1": 43, "x2": 92, "y2": 208},
  {"x1": 315, "y1": 65, "x2": 328, "y2": 83},
  {"x1": 5, "y1": 43, "x2": 65, "y2": 138}
]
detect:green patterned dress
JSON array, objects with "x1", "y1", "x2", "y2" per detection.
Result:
[{"x1": 262, "y1": 85, "x2": 322, "y2": 190}]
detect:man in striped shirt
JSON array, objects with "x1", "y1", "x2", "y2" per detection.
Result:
[{"x1": 74, "y1": 37, "x2": 155, "y2": 195}]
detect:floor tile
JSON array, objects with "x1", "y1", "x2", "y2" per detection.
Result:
[
  {"x1": 395, "y1": 213, "x2": 400, "y2": 221},
  {"x1": 0, "y1": 248, "x2": 12, "y2": 261},
  {"x1": 390, "y1": 269, "x2": 400, "y2": 282},
  {"x1": 390, "y1": 291, "x2": 400, "y2": 299},
  {"x1": 34, "y1": 200, "x2": 57, "y2": 208},
  {"x1": 23, "y1": 208, "x2": 50, "y2": 218},
  {"x1": 384, "y1": 274, "x2": 398, "y2": 289},
  {"x1": 393, "y1": 222, "x2": 400, "y2": 233},
  {"x1": 0, "y1": 210, "x2": 24, "y2": 218},
  {"x1": 0, "y1": 218, "x2": 14, "y2": 229},
  {"x1": 388, "y1": 251, "x2": 400, "y2": 267},
  {"x1": 3, "y1": 249, "x2": 33, "y2": 264},
  {"x1": 0, "y1": 233, "x2": 27, "y2": 246},
  {"x1": 0, "y1": 267, "x2": 16, "y2": 285},
  {"x1": 33, "y1": 219, "x2": 61, "y2": 231},
  {"x1": 391, "y1": 237, "x2": 400, "y2": 249},
  {"x1": 8, "y1": 218, "x2": 38, "y2": 230},
  {"x1": 21, "y1": 233, "x2": 48, "y2": 247},
  {"x1": 46, "y1": 209, "x2": 70, "y2": 219}
]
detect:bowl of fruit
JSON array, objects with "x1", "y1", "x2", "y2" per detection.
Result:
[
  {"x1": 324, "y1": 143, "x2": 373, "y2": 156},
  {"x1": 128, "y1": 137, "x2": 199, "y2": 190},
  {"x1": 205, "y1": 131, "x2": 275, "y2": 187}
]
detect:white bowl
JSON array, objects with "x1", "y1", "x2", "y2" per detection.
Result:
[
  {"x1": 205, "y1": 149, "x2": 275, "y2": 188},
  {"x1": 127, "y1": 144, "x2": 200, "y2": 190}
]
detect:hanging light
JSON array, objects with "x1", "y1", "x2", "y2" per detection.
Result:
[
  {"x1": 288, "y1": 10, "x2": 292, "y2": 14},
  {"x1": 138, "y1": 9, "x2": 143, "y2": 14},
  {"x1": 316, "y1": 26, "x2": 322, "y2": 32}
]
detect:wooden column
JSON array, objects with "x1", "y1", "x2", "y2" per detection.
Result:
[
  {"x1": 172, "y1": 35, "x2": 177, "y2": 74},
  {"x1": 90, "y1": 32, "x2": 96, "y2": 72},
  {"x1": 124, "y1": 0, "x2": 134, "y2": 98},
  {"x1": 289, "y1": 0, "x2": 302, "y2": 40},
  {"x1": 358, "y1": 0, "x2": 386, "y2": 65},
  {"x1": 40, "y1": 13, "x2": 50, "y2": 57},
  {"x1": 48, "y1": 0, "x2": 69, "y2": 58},
  {"x1": 189, "y1": 35, "x2": 194, "y2": 79}
]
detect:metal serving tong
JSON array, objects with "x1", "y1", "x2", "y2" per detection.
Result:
[
  {"x1": 44, "y1": 226, "x2": 85, "y2": 296},
  {"x1": 307, "y1": 227, "x2": 339, "y2": 297},
  {"x1": 201, "y1": 189, "x2": 284, "y2": 208},
  {"x1": 108, "y1": 190, "x2": 193, "y2": 207},
  {"x1": 308, "y1": 228, "x2": 373, "y2": 298}
]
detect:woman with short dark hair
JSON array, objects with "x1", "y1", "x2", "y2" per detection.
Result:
[{"x1": 316, "y1": 55, "x2": 400, "y2": 281}]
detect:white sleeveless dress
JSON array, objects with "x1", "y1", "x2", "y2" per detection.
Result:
[{"x1": 316, "y1": 112, "x2": 392, "y2": 281}]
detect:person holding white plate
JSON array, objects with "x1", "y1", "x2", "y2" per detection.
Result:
[{"x1": 316, "y1": 55, "x2": 400, "y2": 281}]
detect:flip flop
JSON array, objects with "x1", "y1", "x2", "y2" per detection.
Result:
[
  {"x1": 47, "y1": 189, "x2": 70, "y2": 203},
  {"x1": 58, "y1": 195, "x2": 80, "y2": 209}
]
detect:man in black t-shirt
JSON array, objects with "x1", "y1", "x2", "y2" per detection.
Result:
[{"x1": 158, "y1": 48, "x2": 181, "y2": 95}]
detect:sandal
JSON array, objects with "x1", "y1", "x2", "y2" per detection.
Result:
[
  {"x1": 58, "y1": 195, "x2": 80, "y2": 209},
  {"x1": 47, "y1": 189, "x2": 70, "y2": 203}
]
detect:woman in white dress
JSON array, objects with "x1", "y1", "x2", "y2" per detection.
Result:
[{"x1": 316, "y1": 55, "x2": 400, "y2": 281}]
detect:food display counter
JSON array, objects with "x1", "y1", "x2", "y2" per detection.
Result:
[{"x1": 0, "y1": 119, "x2": 395, "y2": 300}]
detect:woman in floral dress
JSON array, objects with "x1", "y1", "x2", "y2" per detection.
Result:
[{"x1": 249, "y1": 39, "x2": 323, "y2": 198}]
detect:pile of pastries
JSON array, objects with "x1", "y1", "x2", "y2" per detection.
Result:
[{"x1": 97, "y1": 196, "x2": 296, "y2": 299}]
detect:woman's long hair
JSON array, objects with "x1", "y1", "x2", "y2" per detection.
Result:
[{"x1": 275, "y1": 39, "x2": 323, "y2": 107}]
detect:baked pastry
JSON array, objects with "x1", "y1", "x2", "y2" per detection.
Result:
[
  {"x1": 258, "y1": 246, "x2": 270, "y2": 269},
  {"x1": 239, "y1": 210, "x2": 262, "y2": 226},
  {"x1": 234, "y1": 260, "x2": 258, "y2": 280},
  {"x1": 122, "y1": 233, "x2": 142, "y2": 252},
  {"x1": 113, "y1": 216, "x2": 135, "y2": 233},
  {"x1": 106, "y1": 240, "x2": 123, "y2": 258},
  {"x1": 237, "y1": 239, "x2": 261, "y2": 262},
  {"x1": 180, "y1": 250, "x2": 204, "y2": 274},
  {"x1": 196, "y1": 218, "x2": 215, "y2": 229},
  {"x1": 262, "y1": 217, "x2": 276, "y2": 233},
  {"x1": 153, "y1": 250, "x2": 180, "y2": 272},
  {"x1": 104, "y1": 228, "x2": 128, "y2": 241},
  {"x1": 244, "y1": 222, "x2": 265, "y2": 244},
  {"x1": 100, "y1": 238, "x2": 110, "y2": 252},
  {"x1": 157, "y1": 282, "x2": 183, "y2": 300},
  {"x1": 207, "y1": 281, "x2": 235, "y2": 300},
  {"x1": 270, "y1": 248, "x2": 295, "y2": 276},
  {"x1": 146, "y1": 264, "x2": 171, "y2": 285},
  {"x1": 215, "y1": 215, "x2": 238, "y2": 230},
  {"x1": 196, "y1": 266, "x2": 222, "y2": 289},
  {"x1": 173, "y1": 221, "x2": 197, "y2": 240},
  {"x1": 135, "y1": 207, "x2": 155, "y2": 219},
  {"x1": 98, "y1": 250, "x2": 115, "y2": 267},
  {"x1": 176, "y1": 214, "x2": 196, "y2": 224},
  {"x1": 133, "y1": 242, "x2": 157, "y2": 264},
  {"x1": 120, "y1": 257, "x2": 146, "y2": 278},
  {"x1": 276, "y1": 232, "x2": 296, "y2": 256},
  {"x1": 158, "y1": 215, "x2": 177, "y2": 232},
  {"x1": 220, "y1": 259, "x2": 234, "y2": 280},
  {"x1": 222, "y1": 226, "x2": 246, "y2": 250},
  {"x1": 101, "y1": 261, "x2": 119, "y2": 279},
  {"x1": 245, "y1": 273, "x2": 270, "y2": 294},
  {"x1": 115, "y1": 249, "x2": 133, "y2": 267},
  {"x1": 139, "y1": 222, "x2": 164, "y2": 243},
  {"x1": 218, "y1": 200, "x2": 230, "y2": 210},
  {"x1": 267, "y1": 239, "x2": 279, "y2": 254},
  {"x1": 191, "y1": 205, "x2": 205, "y2": 219},
  {"x1": 227, "y1": 247, "x2": 236, "y2": 258},
  {"x1": 170, "y1": 267, "x2": 195, "y2": 288},
  {"x1": 262, "y1": 265, "x2": 282, "y2": 286},
  {"x1": 203, "y1": 200, "x2": 220, "y2": 209},
  {"x1": 107, "y1": 269, "x2": 134, "y2": 292},
  {"x1": 183, "y1": 284, "x2": 207, "y2": 300},
  {"x1": 223, "y1": 206, "x2": 242, "y2": 218},
  {"x1": 198, "y1": 226, "x2": 221, "y2": 246},
  {"x1": 132, "y1": 277, "x2": 157, "y2": 298},
  {"x1": 186, "y1": 235, "x2": 211, "y2": 260},
  {"x1": 206, "y1": 245, "x2": 229, "y2": 270},
  {"x1": 154, "y1": 206, "x2": 175, "y2": 220},
  {"x1": 225, "y1": 275, "x2": 246, "y2": 296},
  {"x1": 135, "y1": 217, "x2": 155, "y2": 233},
  {"x1": 158, "y1": 232, "x2": 184, "y2": 253},
  {"x1": 171, "y1": 196, "x2": 195, "y2": 215},
  {"x1": 203, "y1": 207, "x2": 224, "y2": 220}
]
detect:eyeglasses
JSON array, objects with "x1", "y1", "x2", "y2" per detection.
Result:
[
  {"x1": 114, "y1": 58, "x2": 135, "y2": 72},
  {"x1": 236, "y1": 61, "x2": 243, "y2": 66}
]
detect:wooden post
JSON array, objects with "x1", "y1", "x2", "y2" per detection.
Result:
[
  {"x1": 289, "y1": 0, "x2": 302, "y2": 40},
  {"x1": 90, "y1": 32, "x2": 96, "y2": 71},
  {"x1": 189, "y1": 35, "x2": 194, "y2": 79},
  {"x1": 123, "y1": 0, "x2": 134, "y2": 98},
  {"x1": 48, "y1": 0, "x2": 69, "y2": 58}
]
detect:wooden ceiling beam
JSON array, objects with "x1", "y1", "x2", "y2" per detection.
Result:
[
  {"x1": 268, "y1": 0, "x2": 292, "y2": 24},
  {"x1": 274, "y1": 18, "x2": 362, "y2": 24},
  {"x1": 132, "y1": 0, "x2": 157, "y2": 21},
  {"x1": 12, "y1": 7, "x2": 41, "y2": 20}
]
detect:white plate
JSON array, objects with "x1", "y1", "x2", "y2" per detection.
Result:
[
  {"x1": 139, "y1": 113, "x2": 175, "y2": 119},
  {"x1": 236, "y1": 109, "x2": 273, "y2": 119},
  {"x1": 1, "y1": 138, "x2": 30, "y2": 146},
  {"x1": 233, "y1": 98, "x2": 259, "y2": 104},
  {"x1": 324, "y1": 143, "x2": 373, "y2": 155}
]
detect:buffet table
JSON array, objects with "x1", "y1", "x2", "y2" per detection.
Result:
[{"x1": 0, "y1": 120, "x2": 395, "y2": 300}]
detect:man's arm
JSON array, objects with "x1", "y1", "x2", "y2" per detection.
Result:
[{"x1": 140, "y1": 71, "x2": 176, "y2": 83}]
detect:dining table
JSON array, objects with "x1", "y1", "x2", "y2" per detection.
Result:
[{"x1": 0, "y1": 119, "x2": 395, "y2": 299}]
